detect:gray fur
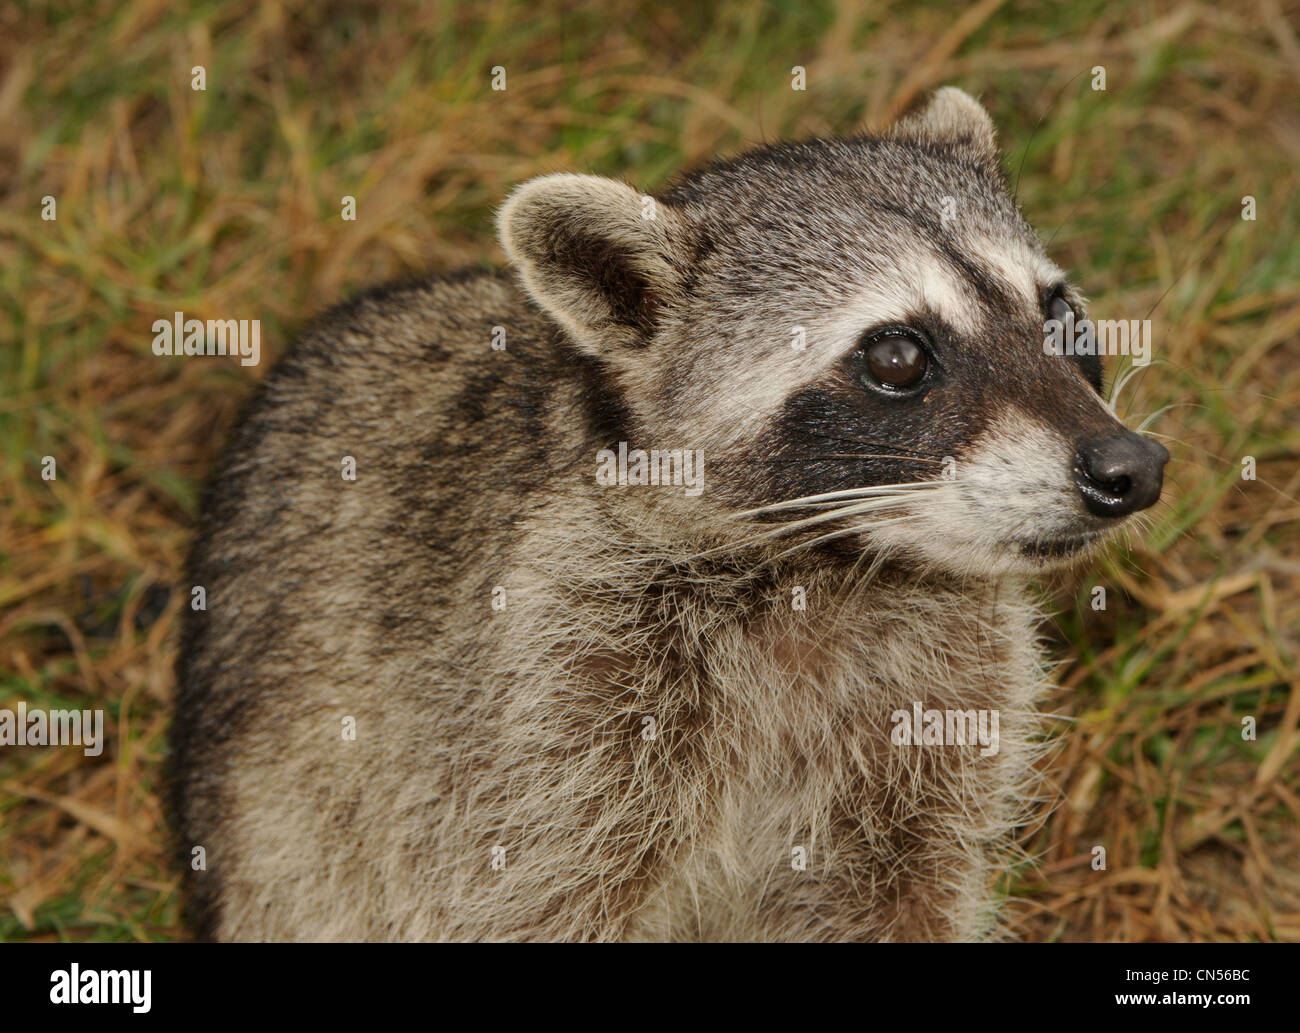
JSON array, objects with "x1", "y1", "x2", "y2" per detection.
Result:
[{"x1": 169, "y1": 88, "x2": 1156, "y2": 941}]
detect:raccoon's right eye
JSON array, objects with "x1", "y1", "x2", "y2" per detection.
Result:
[{"x1": 860, "y1": 331, "x2": 929, "y2": 392}]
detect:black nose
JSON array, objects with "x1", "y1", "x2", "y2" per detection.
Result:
[{"x1": 1072, "y1": 433, "x2": 1169, "y2": 518}]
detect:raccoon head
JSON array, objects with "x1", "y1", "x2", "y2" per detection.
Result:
[{"x1": 499, "y1": 87, "x2": 1168, "y2": 577}]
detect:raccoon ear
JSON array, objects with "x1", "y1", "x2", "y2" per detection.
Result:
[
  {"x1": 889, "y1": 87, "x2": 999, "y2": 164},
  {"x1": 498, "y1": 173, "x2": 687, "y2": 355}
]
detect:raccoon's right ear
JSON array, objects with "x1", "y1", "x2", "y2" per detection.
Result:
[
  {"x1": 498, "y1": 173, "x2": 689, "y2": 356},
  {"x1": 889, "y1": 86, "x2": 999, "y2": 166}
]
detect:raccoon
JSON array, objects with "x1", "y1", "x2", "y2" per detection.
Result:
[{"x1": 168, "y1": 87, "x2": 1168, "y2": 941}]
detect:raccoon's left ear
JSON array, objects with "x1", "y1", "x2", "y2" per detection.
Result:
[
  {"x1": 889, "y1": 87, "x2": 999, "y2": 165},
  {"x1": 498, "y1": 173, "x2": 690, "y2": 357}
]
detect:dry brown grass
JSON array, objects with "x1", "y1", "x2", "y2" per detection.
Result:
[{"x1": 1, "y1": 0, "x2": 1296, "y2": 941}]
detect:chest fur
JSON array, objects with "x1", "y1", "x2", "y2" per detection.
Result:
[{"x1": 613, "y1": 579, "x2": 1047, "y2": 938}]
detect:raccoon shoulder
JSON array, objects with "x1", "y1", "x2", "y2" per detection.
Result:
[{"x1": 276, "y1": 270, "x2": 526, "y2": 386}]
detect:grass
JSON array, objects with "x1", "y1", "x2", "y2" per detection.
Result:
[{"x1": 1, "y1": 0, "x2": 1297, "y2": 941}]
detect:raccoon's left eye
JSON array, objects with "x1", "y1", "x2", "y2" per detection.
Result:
[
  {"x1": 1045, "y1": 288, "x2": 1076, "y2": 324},
  {"x1": 1047, "y1": 288, "x2": 1075, "y2": 324}
]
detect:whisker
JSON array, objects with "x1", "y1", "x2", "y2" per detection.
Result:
[
  {"x1": 769, "y1": 515, "x2": 919, "y2": 562},
  {"x1": 1013, "y1": 69, "x2": 1087, "y2": 203},
  {"x1": 1107, "y1": 360, "x2": 1158, "y2": 414},
  {"x1": 732, "y1": 480, "x2": 948, "y2": 518},
  {"x1": 763, "y1": 453, "x2": 948, "y2": 466},
  {"x1": 1133, "y1": 401, "x2": 1196, "y2": 433},
  {"x1": 741, "y1": 495, "x2": 922, "y2": 538},
  {"x1": 1135, "y1": 404, "x2": 1177, "y2": 433},
  {"x1": 689, "y1": 491, "x2": 941, "y2": 563},
  {"x1": 822, "y1": 453, "x2": 948, "y2": 464},
  {"x1": 770, "y1": 498, "x2": 924, "y2": 510}
]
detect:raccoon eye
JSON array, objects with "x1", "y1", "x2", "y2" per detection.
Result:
[
  {"x1": 862, "y1": 332, "x2": 928, "y2": 391},
  {"x1": 1047, "y1": 287, "x2": 1103, "y2": 392},
  {"x1": 1048, "y1": 290, "x2": 1074, "y2": 324}
]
